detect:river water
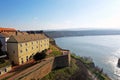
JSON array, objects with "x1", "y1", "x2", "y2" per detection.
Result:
[{"x1": 55, "y1": 35, "x2": 120, "y2": 80}]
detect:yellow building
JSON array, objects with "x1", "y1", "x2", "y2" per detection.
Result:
[
  {"x1": 0, "y1": 31, "x2": 28, "y2": 51},
  {"x1": 7, "y1": 33, "x2": 49, "y2": 65},
  {"x1": 0, "y1": 55, "x2": 12, "y2": 76}
]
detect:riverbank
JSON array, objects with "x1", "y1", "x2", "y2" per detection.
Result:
[
  {"x1": 41, "y1": 53, "x2": 111, "y2": 80},
  {"x1": 45, "y1": 30, "x2": 120, "y2": 38},
  {"x1": 46, "y1": 39, "x2": 111, "y2": 80},
  {"x1": 41, "y1": 39, "x2": 111, "y2": 80},
  {"x1": 71, "y1": 54, "x2": 111, "y2": 80}
]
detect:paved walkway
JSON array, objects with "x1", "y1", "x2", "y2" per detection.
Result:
[
  {"x1": 0, "y1": 60, "x2": 35, "y2": 79},
  {"x1": 0, "y1": 57, "x2": 54, "y2": 80},
  {"x1": 8, "y1": 57, "x2": 54, "y2": 80}
]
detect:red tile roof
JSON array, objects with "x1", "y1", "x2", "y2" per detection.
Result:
[{"x1": 0, "y1": 28, "x2": 16, "y2": 32}]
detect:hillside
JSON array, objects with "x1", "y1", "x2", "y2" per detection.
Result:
[
  {"x1": 45, "y1": 30, "x2": 120, "y2": 38},
  {"x1": 41, "y1": 39, "x2": 111, "y2": 80},
  {"x1": 41, "y1": 54, "x2": 111, "y2": 80}
]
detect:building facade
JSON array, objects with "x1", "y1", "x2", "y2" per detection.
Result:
[
  {"x1": 0, "y1": 55, "x2": 12, "y2": 76},
  {"x1": 7, "y1": 33, "x2": 49, "y2": 65},
  {"x1": 0, "y1": 28, "x2": 16, "y2": 51},
  {"x1": 0, "y1": 65, "x2": 11, "y2": 76},
  {"x1": 0, "y1": 31, "x2": 28, "y2": 51}
]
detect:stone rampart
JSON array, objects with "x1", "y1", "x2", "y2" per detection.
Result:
[{"x1": 15, "y1": 54, "x2": 71, "y2": 80}]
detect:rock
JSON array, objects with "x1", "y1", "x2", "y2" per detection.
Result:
[{"x1": 117, "y1": 58, "x2": 120, "y2": 67}]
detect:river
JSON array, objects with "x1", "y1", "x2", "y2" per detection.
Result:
[{"x1": 55, "y1": 35, "x2": 120, "y2": 80}]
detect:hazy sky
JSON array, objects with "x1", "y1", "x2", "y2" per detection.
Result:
[{"x1": 0, "y1": 0, "x2": 120, "y2": 30}]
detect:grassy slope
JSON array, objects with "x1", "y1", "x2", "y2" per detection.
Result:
[
  {"x1": 42, "y1": 43, "x2": 79, "y2": 80},
  {"x1": 46, "y1": 44, "x2": 62, "y2": 58},
  {"x1": 71, "y1": 54, "x2": 111, "y2": 80},
  {"x1": 42, "y1": 53, "x2": 111, "y2": 80},
  {"x1": 43, "y1": 42, "x2": 111, "y2": 80},
  {"x1": 41, "y1": 58, "x2": 78, "y2": 80}
]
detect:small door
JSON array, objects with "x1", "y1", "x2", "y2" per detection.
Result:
[
  {"x1": 26, "y1": 56, "x2": 29, "y2": 61},
  {"x1": 21, "y1": 58, "x2": 24, "y2": 64}
]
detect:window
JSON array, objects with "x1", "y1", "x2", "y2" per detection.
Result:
[
  {"x1": 26, "y1": 49, "x2": 28, "y2": 52},
  {"x1": 20, "y1": 44, "x2": 22, "y2": 47},
  {"x1": 26, "y1": 56, "x2": 28, "y2": 61},
  {"x1": 13, "y1": 51, "x2": 15, "y2": 54},
  {"x1": 32, "y1": 53, "x2": 34, "y2": 55},
  {"x1": 20, "y1": 50, "x2": 22, "y2": 53},
  {"x1": 21, "y1": 58, "x2": 23, "y2": 60},
  {"x1": 5, "y1": 68, "x2": 7, "y2": 72},
  {"x1": 41, "y1": 45, "x2": 42, "y2": 47},
  {"x1": 25, "y1": 43, "x2": 27, "y2": 46},
  {"x1": 21, "y1": 58, "x2": 24, "y2": 64},
  {"x1": 36, "y1": 46, "x2": 38, "y2": 48},
  {"x1": 31, "y1": 42, "x2": 33, "y2": 44},
  {"x1": 32, "y1": 47, "x2": 34, "y2": 49}
]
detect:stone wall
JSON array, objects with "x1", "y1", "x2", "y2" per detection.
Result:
[
  {"x1": 15, "y1": 58, "x2": 54, "y2": 80},
  {"x1": 16, "y1": 54, "x2": 71, "y2": 80},
  {"x1": 53, "y1": 54, "x2": 70, "y2": 69}
]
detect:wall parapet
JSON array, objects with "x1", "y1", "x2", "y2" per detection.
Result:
[{"x1": 8, "y1": 53, "x2": 71, "y2": 80}]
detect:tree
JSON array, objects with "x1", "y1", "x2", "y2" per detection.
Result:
[
  {"x1": 33, "y1": 50, "x2": 46, "y2": 61},
  {"x1": 0, "y1": 40, "x2": 3, "y2": 56},
  {"x1": 0, "y1": 40, "x2": 2, "y2": 50}
]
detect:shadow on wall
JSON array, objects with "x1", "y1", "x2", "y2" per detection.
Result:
[
  {"x1": 52, "y1": 54, "x2": 70, "y2": 70},
  {"x1": 13, "y1": 54, "x2": 71, "y2": 80}
]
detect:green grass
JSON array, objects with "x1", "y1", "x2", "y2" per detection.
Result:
[
  {"x1": 41, "y1": 59, "x2": 78, "y2": 80},
  {"x1": 94, "y1": 72, "x2": 109, "y2": 80},
  {"x1": 0, "y1": 60, "x2": 11, "y2": 68},
  {"x1": 47, "y1": 50, "x2": 62, "y2": 58},
  {"x1": 51, "y1": 51, "x2": 62, "y2": 56},
  {"x1": 50, "y1": 44, "x2": 59, "y2": 51},
  {"x1": 47, "y1": 44, "x2": 62, "y2": 58},
  {"x1": 71, "y1": 53, "x2": 111, "y2": 80},
  {"x1": 71, "y1": 53, "x2": 93, "y2": 64}
]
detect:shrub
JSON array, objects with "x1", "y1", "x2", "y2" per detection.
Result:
[{"x1": 33, "y1": 51, "x2": 46, "y2": 61}]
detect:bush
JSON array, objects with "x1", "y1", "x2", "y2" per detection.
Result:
[{"x1": 33, "y1": 50, "x2": 46, "y2": 61}]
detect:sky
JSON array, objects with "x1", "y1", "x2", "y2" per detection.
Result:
[{"x1": 0, "y1": 0, "x2": 120, "y2": 30}]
